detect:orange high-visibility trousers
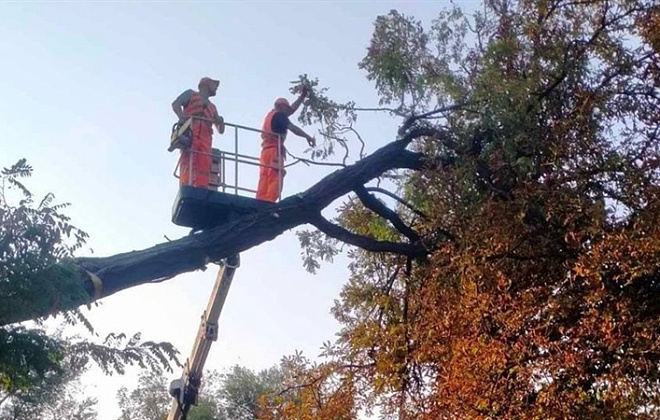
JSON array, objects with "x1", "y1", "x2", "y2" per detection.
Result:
[
  {"x1": 256, "y1": 146, "x2": 284, "y2": 202},
  {"x1": 180, "y1": 122, "x2": 212, "y2": 188}
]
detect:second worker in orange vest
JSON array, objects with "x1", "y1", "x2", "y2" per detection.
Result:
[
  {"x1": 172, "y1": 77, "x2": 226, "y2": 188},
  {"x1": 256, "y1": 88, "x2": 316, "y2": 202}
]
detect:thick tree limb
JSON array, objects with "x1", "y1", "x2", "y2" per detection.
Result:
[
  {"x1": 309, "y1": 214, "x2": 426, "y2": 257},
  {"x1": 353, "y1": 186, "x2": 420, "y2": 242},
  {"x1": 395, "y1": 151, "x2": 427, "y2": 170},
  {"x1": 4, "y1": 132, "x2": 439, "y2": 326},
  {"x1": 364, "y1": 187, "x2": 428, "y2": 220}
]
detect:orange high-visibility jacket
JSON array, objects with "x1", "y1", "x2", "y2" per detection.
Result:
[
  {"x1": 179, "y1": 92, "x2": 217, "y2": 188},
  {"x1": 183, "y1": 92, "x2": 217, "y2": 123},
  {"x1": 261, "y1": 109, "x2": 287, "y2": 149}
]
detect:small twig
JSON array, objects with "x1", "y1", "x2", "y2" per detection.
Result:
[
  {"x1": 338, "y1": 105, "x2": 406, "y2": 117},
  {"x1": 277, "y1": 373, "x2": 327, "y2": 397},
  {"x1": 348, "y1": 126, "x2": 367, "y2": 159},
  {"x1": 321, "y1": 130, "x2": 351, "y2": 165},
  {"x1": 285, "y1": 152, "x2": 346, "y2": 168},
  {"x1": 367, "y1": 265, "x2": 401, "y2": 322}
]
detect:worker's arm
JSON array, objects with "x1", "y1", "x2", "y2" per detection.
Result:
[
  {"x1": 288, "y1": 122, "x2": 316, "y2": 147},
  {"x1": 287, "y1": 86, "x2": 308, "y2": 115},
  {"x1": 172, "y1": 90, "x2": 194, "y2": 122}
]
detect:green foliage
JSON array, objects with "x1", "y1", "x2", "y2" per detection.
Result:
[
  {"x1": 117, "y1": 369, "x2": 171, "y2": 420},
  {"x1": 219, "y1": 365, "x2": 283, "y2": 420},
  {"x1": 0, "y1": 353, "x2": 98, "y2": 420},
  {"x1": 360, "y1": 10, "x2": 430, "y2": 108},
  {"x1": 359, "y1": 8, "x2": 469, "y2": 111},
  {"x1": 289, "y1": 74, "x2": 360, "y2": 162},
  {"x1": 0, "y1": 327, "x2": 65, "y2": 394},
  {"x1": 0, "y1": 159, "x2": 180, "y2": 410},
  {"x1": 187, "y1": 399, "x2": 223, "y2": 420},
  {"x1": 296, "y1": 230, "x2": 339, "y2": 274},
  {"x1": 69, "y1": 332, "x2": 180, "y2": 375},
  {"x1": 0, "y1": 159, "x2": 90, "y2": 326},
  {"x1": 116, "y1": 364, "x2": 283, "y2": 420}
]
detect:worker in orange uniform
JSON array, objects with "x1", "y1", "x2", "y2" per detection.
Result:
[
  {"x1": 172, "y1": 77, "x2": 226, "y2": 188},
  {"x1": 256, "y1": 88, "x2": 316, "y2": 202}
]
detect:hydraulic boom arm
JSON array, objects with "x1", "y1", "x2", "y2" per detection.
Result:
[{"x1": 166, "y1": 254, "x2": 240, "y2": 420}]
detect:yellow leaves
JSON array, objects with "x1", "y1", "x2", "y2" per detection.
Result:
[
  {"x1": 573, "y1": 223, "x2": 660, "y2": 288},
  {"x1": 259, "y1": 361, "x2": 356, "y2": 420}
]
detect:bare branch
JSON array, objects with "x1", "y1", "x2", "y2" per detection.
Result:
[
  {"x1": 0, "y1": 391, "x2": 12, "y2": 408},
  {"x1": 309, "y1": 214, "x2": 427, "y2": 258},
  {"x1": 364, "y1": 187, "x2": 429, "y2": 220},
  {"x1": 284, "y1": 153, "x2": 346, "y2": 169},
  {"x1": 398, "y1": 103, "x2": 469, "y2": 135},
  {"x1": 338, "y1": 105, "x2": 406, "y2": 117},
  {"x1": 321, "y1": 130, "x2": 351, "y2": 165},
  {"x1": 354, "y1": 186, "x2": 420, "y2": 242},
  {"x1": 348, "y1": 126, "x2": 367, "y2": 159}
]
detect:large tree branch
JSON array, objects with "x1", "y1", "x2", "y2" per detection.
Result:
[
  {"x1": 309, "y1": 214, "x2": 426, "y2": 257},
  {"x1": 353, "y1": 186, "x2": 420, "y2": 243},
  {"x1": 364, "y1": 187, "x2": 428, "y2": 220},
  {"x1": 4, "y1": 131, "x2": 446, "y2": 326}
]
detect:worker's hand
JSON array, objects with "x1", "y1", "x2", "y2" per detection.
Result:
[
  {"x1": 215, "y1": 116, "x2": 225, "y2": 135},
  {"x1": 307, "y1": 136, "x2": 316, "y2": 147}
]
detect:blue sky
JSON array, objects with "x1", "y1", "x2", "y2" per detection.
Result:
[{"x1": 0, "y1": 1, "x2": 475, "y2": 418}]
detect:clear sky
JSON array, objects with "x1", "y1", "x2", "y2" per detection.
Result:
[{"x1": 0, "y1": 2, "x2": 475, "y2": 419}]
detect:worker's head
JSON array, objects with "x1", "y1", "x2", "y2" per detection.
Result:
[
  {"x1": 274, "y1": 97, "x2": 292, "y2": 114},
  {"x1": 198, "y1": 77, "x2": 220, "y2": 97}
]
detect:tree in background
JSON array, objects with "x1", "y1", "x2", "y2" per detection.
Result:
[
  {"x1": 116, "y1": 364, "x2": 282, "y2": 420},
  {"x1": 117, "y1": 369, "x2": 172, "y2": 420},
  {"x1": 267, "y1": 1, "x2": 660, "y2": 419},
  {"x1": 0, "y1": 159, "x2": 179, "y2": 414},
  {"x1": 218, "y1": 365, "x2": 283, "y2": 420},
  {"x1": 0, "y1": 351, "x2": 98, "y2": 420}
]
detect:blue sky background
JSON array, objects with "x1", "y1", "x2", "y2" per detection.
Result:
[{"x1": 0, "y1": 2, "x2": 478, "y2": 418}]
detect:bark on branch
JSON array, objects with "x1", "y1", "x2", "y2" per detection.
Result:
[
  {"x1": 309, "y1": 214, "x2": 426, "y2": 257},
  {"x1": 364, "y1": 187, "x2": 428, "y2": 220},
  {"x1": 353, "y1": 186, "x2": 420, "y2": 242},
  {"x1": 4, "y1": 130, "x2": 442, "y2": 326}
]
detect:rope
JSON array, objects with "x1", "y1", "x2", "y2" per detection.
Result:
[{"x1": 83, "y1": 269, "x2": 103, "y2": 301}]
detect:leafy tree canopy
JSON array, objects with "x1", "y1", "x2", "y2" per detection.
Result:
[
  {"x1": 272, "y1": 1, "x2": 660, "y2": 419},
  {"x1": 0, "y1": 159, "x2": 179, "y2": 405},
  {"x1": 117, "y1": 364, "x2": 283, "y2": 420}
]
